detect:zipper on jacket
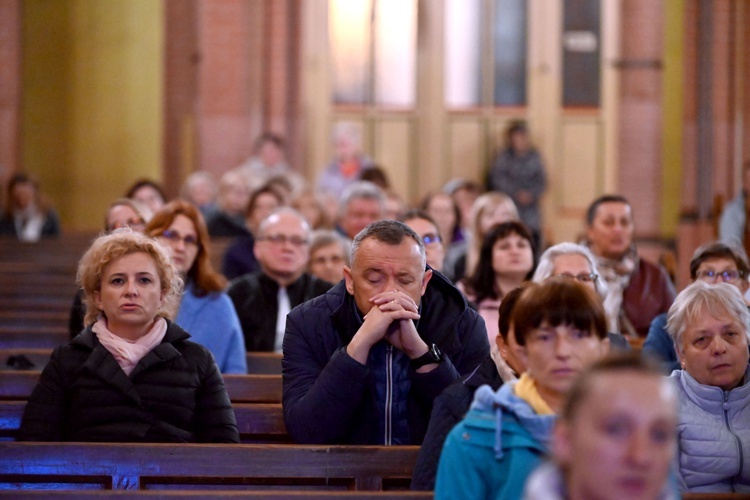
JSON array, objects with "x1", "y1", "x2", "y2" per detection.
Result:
[
  {"x1": 384, "y1": 344, "x2": 393, "y2": 445},
  {"x1": 723, "y1": 391, "x2": 743, "y2": 492}
]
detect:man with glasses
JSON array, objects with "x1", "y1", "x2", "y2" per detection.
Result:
[
  {"x1": 227, "y1": 208, "x2": 333, "y2": 352},
  {"x1": 532, "y1": 242, "x2": 630, "y2": 352},
  {"x1": 400, "y1": 210, "x2": 446, "y2": 273},
  {"x1": 643, "y1": 241, "x2": 750, "y2": 372}
]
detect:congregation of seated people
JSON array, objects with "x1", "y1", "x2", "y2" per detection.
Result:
[{"x1": 5, "y1": 125, "x2": 750, "y2": 499}]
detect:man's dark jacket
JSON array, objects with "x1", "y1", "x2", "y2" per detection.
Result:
[
  {"x1": 411, "y1": 355, "x2": 504, "y2": 490},
  {"x1": 227, "y1": 271, "x2": 333, "y2": 352},
  {"x1": 18, "y1": 320, "x2": 239, "y2": 443},
  {"x1": 282, "y1": 270, "x2": 489, "y2": 445}
]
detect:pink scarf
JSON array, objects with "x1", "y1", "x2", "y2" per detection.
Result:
[{"x1": 92, "y1": 317, "x2": 168, "y2": 376}]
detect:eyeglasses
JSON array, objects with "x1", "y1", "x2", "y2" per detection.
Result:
[
  {"x1": 258, "y1": 234, "x2": 310, "y2": 247},
  {"x1": 696, "y1": 269, "x2": 743, "y2": 283},
  {"x1": 160, "y1": 229, "x2": 200, "y2": 248},
  {"x1": 422, "y1": 233, "x2": 442, "y2": 246},
  {"x1": 553, "y1": 273, "x2": 598, "y2": 283}
]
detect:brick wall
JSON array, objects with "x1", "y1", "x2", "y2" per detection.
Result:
[
  {"x1": 0, "y1": 0, "x2": 21, "y2": 182},
  {"x1": 617, "y1": 0, "x2": 664, "y2": 238}
]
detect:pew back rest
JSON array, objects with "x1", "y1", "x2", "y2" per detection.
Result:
[
  {"x1": 0, "y1": 442, "x2": 420, "y2": 492},
  {"x1": 0, "y1": 372, "x2": 282, "y2": 403}
]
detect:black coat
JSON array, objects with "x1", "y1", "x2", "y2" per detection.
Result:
[
  {"x1": 410, "y1": 355, "x2": 504, "y2": 490},
  {"x1": 18, "y1": 320, "x2": 239, "y2": 443},
  {"x1": 227, "y1": 271, "x2": 333, "y2": 352}
]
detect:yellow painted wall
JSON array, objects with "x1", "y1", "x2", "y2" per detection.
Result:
[
  {"x1": 22, "y1": 0, "x2": 163, "y2": 231},
  {"x1": 661, "y1": 0, "x2": 684, "y2": 238}
]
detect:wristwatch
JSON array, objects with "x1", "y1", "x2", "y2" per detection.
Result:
[{"x1": 410, "y1": 343, "x2": 443, "y2": 369}]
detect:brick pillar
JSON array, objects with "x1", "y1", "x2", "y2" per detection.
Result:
[
  {"x1": 617, "y1": 0, "x2": 665, "y2": 239},
  {"x1": 163, "y1": 0, "x2": 305, "y2": 187},
  {"x1": 264, "y1": 0, "x2": 303, "y2": 173},
  {"x1": 0, "y1": 0, "x2": 22, "y2": 182},
  {"x1": 163, "y1": 0, "x2": 199, "y2": 199}
]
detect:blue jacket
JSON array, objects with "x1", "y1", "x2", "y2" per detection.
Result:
[
  {"x1": 175, "y1": 286, "x2": 247, "y2": 374},
  {"x1": 282, "y1": 271, "x2": 489, "y2": 445},
  {"x1": 435, "y1": 382, "x2": 555, "y2": 500},
  {"x1": 642, "y1": 313, "x2": 680, "y2": 373},
  {"x1": 672, "y1": 367, "x2": 750, "y2": 493}
]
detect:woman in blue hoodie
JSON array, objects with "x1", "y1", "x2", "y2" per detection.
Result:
[{"x1": 435, "y1": 279, "x2": 610, "y2": 499}]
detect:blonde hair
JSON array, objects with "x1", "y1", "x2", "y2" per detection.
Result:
[
  {"x1": 76, "y1": 229, "x2": 183, "y2": 327},
  {"x1": 466, "y1": 192, "x2": 519, "y2": 276}
]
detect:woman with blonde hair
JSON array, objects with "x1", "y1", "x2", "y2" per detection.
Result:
[
  {"x1": 68, "y1": 198, "x2": 154, "y2": 338},
  {"x1": 444, "y1": 191, "x2": 519, "y2": 282},
  {"x1": 19, "y1": 230, "x2": 238, "y2": 442},
  {"x1": 147, "y1": 200, "x2": 247, "y2": 374}
]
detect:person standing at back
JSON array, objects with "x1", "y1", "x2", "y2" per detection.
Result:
[{"x1": 487, "y1": 120, "x2": 547, "y2": 248}]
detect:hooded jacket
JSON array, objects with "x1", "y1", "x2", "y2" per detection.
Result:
[
  {"x1": 411, "y1": 354, "x2": 505, "y2": 490},
  {"x1": 434, "y1": 382, "x2": 555, "y2": 500},
  {"x1": 18, "y1": 320, "x2": 239, "y2": 443},
  {"x1": 282, "y1": 271, "x2": 489, "y2": 445}
]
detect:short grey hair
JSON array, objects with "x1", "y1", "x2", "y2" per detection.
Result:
[
  {"x1": 666, "y1": 280, "x2": 750, "y2": 355},
  {"x1": 332, "y1": 121, "x2": 362, "y2": 146},
  {"x1": 310, "y1": 229, "x2": 351, "y2": 266},
  {"x1": 258, "y1": 207, "x2": 311, "y2": 239},
  {"x1": 350, "y1": 220, "x2": 426, "y2": 270},
  {"x1": 532, "y1": 242, "x2": 607, "y2": 298},
  {"x1": 338, "y1": 181, "x2": 386, "y2": 216}
]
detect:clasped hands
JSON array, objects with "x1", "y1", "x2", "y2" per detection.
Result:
[{"x1": 346, "y1": 290, "x2": 429, "y2": 365}]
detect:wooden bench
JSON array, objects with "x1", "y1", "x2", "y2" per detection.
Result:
[
  {"x1": 0, "y1": 492, "x2": 433, "y2": 498},
  {"x1": 0, "y1": 328, "x2": 69, "y2": 349},
  {"x1": 0, "y1": 401, "x2": 288, "y2": 443},
  {"x1": 0, "y1": 372, "x2": 283, "y2": 404},
  {"x1": 0, "y1": 442, "x2": 420, "y2": 491},
  {"x1": 1, "y1": 350, "x2": 283, "y2": 375}
]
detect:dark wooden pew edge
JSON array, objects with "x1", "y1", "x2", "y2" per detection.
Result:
[
  {"x1": 0, "y1": 493, "x2": 433, "y2": 499},
  {"x1": 1, "y1": 350, "x2": 283, "y2": 375},
  {"x1": 0, "y1": 442, "x2": 420, "y2": 492},
  {"x1": 0, "y1": 401, "x2": 288, "y2": 443},
  {"x1": 0, "y1": 372, "x2": 282, "y2": 403}
]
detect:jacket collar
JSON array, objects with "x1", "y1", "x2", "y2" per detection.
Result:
[
  {"x1": 675, "y1": 364, "x2": 750, "y2": 405},
  {"x1": 71, "y1": 320, "x2": 189, "y2": 404}
]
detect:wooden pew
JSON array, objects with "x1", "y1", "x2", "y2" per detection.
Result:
[
  {"x1": 0, "y1": 442, "x2": 420, "y2": 491},
  {"x1": 1, "y1": 350, "x2": 283, "y2": 375},
  {"x1": 1, "y1": 348, "x2": 54, "y2": 370},
  {"x1": 0, "y1": 492, "x2": 433, "y2": 499},
  {"x1": 0, "y1": 401, "x2": 288, "y2": 443},
  {"x1": 0, "y1": 372, "x2": 283, "y2": 404},
  {"x1": 0, "y1": 328, "x2": 68, "y2": 349}
]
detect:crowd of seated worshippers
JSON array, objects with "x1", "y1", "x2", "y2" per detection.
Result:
[{"x1": 11, "y1": 130, "x2": 750, "y2": 498}]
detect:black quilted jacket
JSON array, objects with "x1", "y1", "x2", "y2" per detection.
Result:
[{"x1": 18, "y1": 320, "x2": 239, "y2": 443}]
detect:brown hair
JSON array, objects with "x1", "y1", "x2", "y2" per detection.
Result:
[
  {"x1": 497, "y1": 282, "x2": 537, "y2": 342},
  {"x1": 146, "y1": 200, "x2": 226, "y2": 295}
]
